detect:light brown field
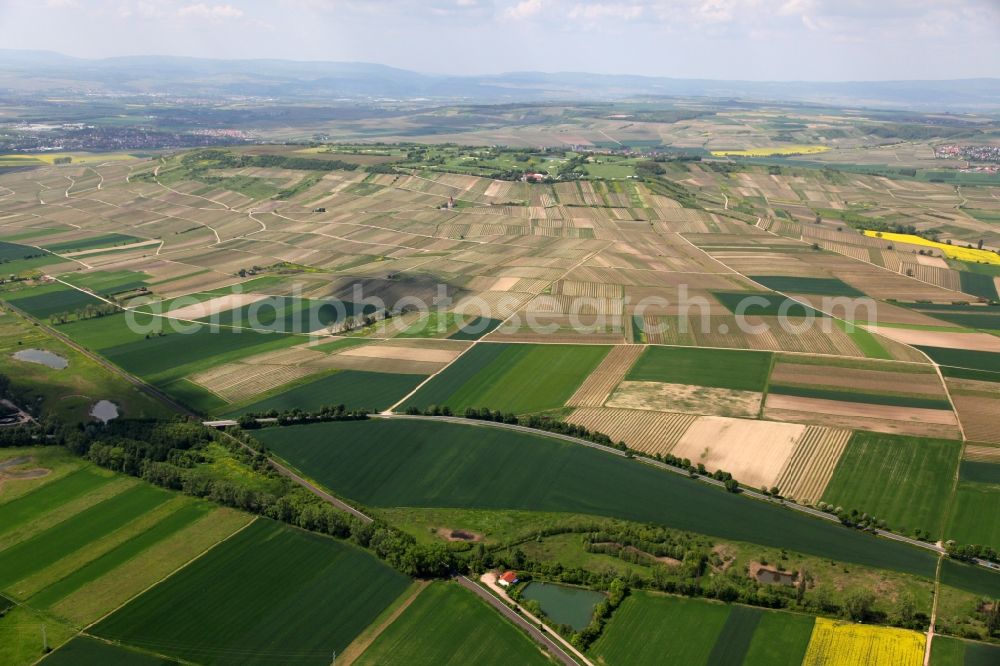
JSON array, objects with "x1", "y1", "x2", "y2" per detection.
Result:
[
  {"x1": 565, "y1": 345, "x2": 644, "y2": 407},
  {"x1": 165, "y1": 293, "x2": 266, "y2": 320},
  {"x1": 606, "y1": 380, "x2": 763, "y2": 419},
  {"x1": 772, "y1": 426, "x2": 852, "y2": 503},
  {"x1": 671, "y1": 416, "x2": 806, "y2": 489},
  {"x1": 337, "y1": 345, "x2": 461, "y2": 364},
  {"x1": 565, "y1": 407, "x2": 697, "y2": 456},
  {"x1": 866, "y1": 326, "x2": 1000, "y2": 353}
]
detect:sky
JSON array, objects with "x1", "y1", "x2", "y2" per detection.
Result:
[{"x1": 0, "y1": 0, "x2": 998, "y2": 81}]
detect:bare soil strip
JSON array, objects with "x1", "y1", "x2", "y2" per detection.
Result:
[{"x1": 607, "y1": 380, "x2": 762, "y2": 419}]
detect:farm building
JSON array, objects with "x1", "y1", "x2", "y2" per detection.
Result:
[{"x1": 498, "y1": 571, "x2": 519, "y2": 587}]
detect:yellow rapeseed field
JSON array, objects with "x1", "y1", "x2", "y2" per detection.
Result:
[
  {"x1": 802, "y1": 618, "x2": 925, "y2": 666},
  {"x1": 863, "y1": 230, "x2": 1000, "y2": 266},
  {"x1": 0, "y1": 152, "x2": 138, "y2": 166},
  {"x1": 710, "y1": 145, "x2": 831, "y2": 157}
]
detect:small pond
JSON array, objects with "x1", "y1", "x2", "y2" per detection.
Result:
[
  {"x1": 12, "y1": 348, "x2": 68, "y2": 370},
  {"x1": 520, "y1": 582, "x2": 605, "y2": 631},
  {"x1": 90, "y1": 400, "x2": 119, "y2": 423}
]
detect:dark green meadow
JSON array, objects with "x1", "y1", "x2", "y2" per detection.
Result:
[
  {"x1": 92, "y1": 519, "x2": 410, "y2": 666},
  {"x1": 254, "y1": 418, "x2": 942, "y2": 580},
  {"x1": 626, "y1": 346, "x2": 772, "y2": 392},
  {"x1": 713, "y1": 291, "x2": 827, "y2": 318},
  {"x1": 40, "y1": 636, "x2": 175, "y2": 666},
  {"x1": 750, "y1": 275, "x2": 865, "y2": 297}
]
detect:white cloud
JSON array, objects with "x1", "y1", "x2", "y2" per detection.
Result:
[
  {"x1": 177, "y1": 3, "x2": 244, "y2": 20},
  {"x1": 504, "y1": 0, "x2": 543, "y2": 20},
  {"x1": 568, "y1": 3, "x2": 644, "y2": 22}
]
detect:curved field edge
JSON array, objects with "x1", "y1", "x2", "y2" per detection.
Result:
[{"x1": 251, "y1": 419, "x2": 953, "y2": 582}]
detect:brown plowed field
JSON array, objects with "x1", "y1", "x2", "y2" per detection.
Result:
[
  {"x1": 772, "y1": 426, "x2": 852, "y2": 503},
  {"x1": 566, "y1": 345, "x2": 644, "y2": 407},
  {"x1": 565, "y1": 407, "x2": 697, "y2": 456},
  {"x1": 964, "y1": 444, "x2": 1000, "y2": 463}
]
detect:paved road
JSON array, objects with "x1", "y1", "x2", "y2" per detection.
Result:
[{"x1": 454, "y1": 575, "x2": 581, "y2": 666}]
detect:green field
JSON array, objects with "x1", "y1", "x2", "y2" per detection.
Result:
[
  {"x1": 713, "y1": 292, "x2": 827, "y2": 318},
  {"x1": 254, "y1": 419, "x2": 942, "y2": 579},
  {"x1": 833, "y1": 320, "x2": 891, "y2": 358},
  {"x1": 0, "y1": 467, "x2": 113, "y2": 533},
  {"x1": 403, "y1": 343, "x2": 609, "y2": 414},
  {"x1": 959, "y1": 271, "x2": 1000, "y2": 301},
  {"x1": 918, "y1": 346, "x2": 1000, "y2": 377},
  {"x1": 223, "y1": 370, "x2": 426, "y2": 416},
  {"x1": 930, "y1": 636, "x2": 1000, "y2": 666},
  {"x1": 705, "y1": 606, "x2": 763, "y2": 665},
  {"x1": 92, "y1": 519, "x2": 410, "y2": 665},
  {"x1": 945, "y1": 482, "x2": 1000, "y2": 550},
  {"x1": 41, "y1": 636, "x2": 174, "y2": 665},
  {"x1": 53, "y1": 312, "x2": 302, "y2": 412},
  {"x1": 750, "y1": 275, "x2": 865, "y2": 297},
  {"x1": 959, "y1": 461, "x2": 1000, "y2": 485},
  {"x1": 28, "y1": 501, "x2": 212, "y2": 609},
  {"x1": 941, "y1": 559, "x2": 1000, "y2": 599},
  {"x1": 61, "y1": 270, "x2": 150, "y2": 296},
  {"x1": 3, "y1": 283, "x2": 106, "y2": 319},
  {"x1": 742, "y1": 610, "x2": 816, "y2": 666},
  {"x1": 626, "y1": 346, "x2": 772, "y2": 392},
  {"x1": 0, "y1": 483, "x2": 170, "y2": 590},
  {"x1": 767, "y1": 384, "x2": 952, "y2": 410},
  {"x1": 821, "y1": 432, "x2": 962, "y2": 537},
  {"x1": 355, "y1": 582, "x2": 551, "y2": 665},
  {"x1": 42, "y1": 233, "x2": 142, "y2": 253},
  {"x1": 590, "y1": 593, "x2": 730, "y2": 665}
]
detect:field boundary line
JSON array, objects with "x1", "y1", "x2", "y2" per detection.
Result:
[
  {"x1": 80, "y1": 514, "x2": 259, "y2": 633},
  {"x1": 335, "y1": 580, "x2": 430, "y2": 666}
]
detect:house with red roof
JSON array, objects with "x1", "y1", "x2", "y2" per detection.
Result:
[{"x1": 497, "y1": 571, "x2": 519, "y2": 587}]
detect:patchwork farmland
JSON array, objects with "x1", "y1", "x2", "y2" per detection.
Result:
[{"x1": 0, "y1": 128, "x2": 999, "y2": 665}]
